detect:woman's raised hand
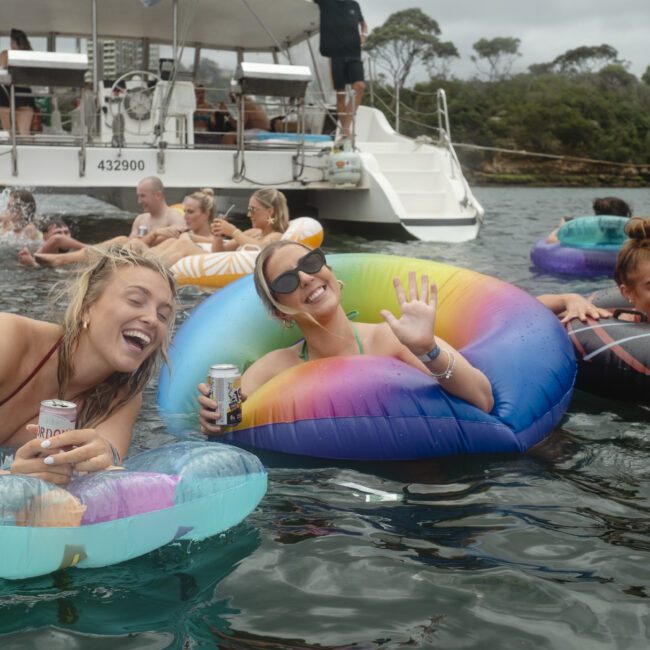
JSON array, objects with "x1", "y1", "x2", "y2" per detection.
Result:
[{"x1": 380, "y1": 272, "x2": 438, "y2": 356}]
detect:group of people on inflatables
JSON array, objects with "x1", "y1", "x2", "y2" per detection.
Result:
[
  {"x1": 1, "y1": 180, "x2": 649, "y2": 484},
  {"x1": 539, "y1": 215, "x2": 650, "y2": 323},
  {"x1": 10, "y1": 180, "x2": 290, "y2": 270}
]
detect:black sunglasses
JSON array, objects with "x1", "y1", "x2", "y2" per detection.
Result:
[{"x1": 268, "y1": 248, "x2": 327, "y2": 294}]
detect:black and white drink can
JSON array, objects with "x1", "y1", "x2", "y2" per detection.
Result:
[
  {"x1": 138, "y1": 225, "x2": 148, "y2": 236},
  {"x1": 207, "y1": 364, "x2": 242, "y2": 427},
  {"x1": 37, "y1": 400, "x2": 77, "y2": 439}
]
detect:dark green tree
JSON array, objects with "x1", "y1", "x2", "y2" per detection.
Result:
[
  {"x1": 552, "y1": 44, "x2": 620, "y2": 74},
  {"x1": 364, "y1": 8, "x2": 442, "y2": 95},
  {"x1": 471, "y1": 37, "x2": 521, "y2": 80},
  {"x1": 422, "y1": 40, "x2": 459, "y2": 79},
  {"x1": 642, "y1": 65, "x2": 650, "y2": 85}
]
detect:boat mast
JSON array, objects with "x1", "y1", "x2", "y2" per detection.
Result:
[
  {"x1": 172, "y1": 0, "x2": 178, "y2": 62},
  {"x1": 91, "y1": 0, "x2": 98, "y2": 94}
]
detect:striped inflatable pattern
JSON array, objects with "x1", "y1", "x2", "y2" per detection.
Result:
[
  {"x1": 171, "y1": 216, "x2": 324, "y2": 288},
  {"x1": 566, "y1": 287, "x2": 650, "y2": 403}
]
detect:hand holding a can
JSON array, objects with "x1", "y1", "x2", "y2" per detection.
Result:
[
  {"x1": 11, "y1": 428, "x2": 75, "y2": 485},
  {"x1": 197, "y1": 382, "x2": 225, "y2": 435},
  {"x1": 11, "y1": 426, "x2": 122, "y2": 484}
]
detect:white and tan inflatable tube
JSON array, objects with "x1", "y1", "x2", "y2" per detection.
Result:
[{"x1": 171, "y1": 216, "x2": 324, "y2": 288}]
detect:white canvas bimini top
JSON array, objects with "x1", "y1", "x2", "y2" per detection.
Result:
[{"x1": 3, "y1": 0, "x2": 320, "y2": 52}]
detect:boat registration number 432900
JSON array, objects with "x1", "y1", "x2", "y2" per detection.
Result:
[{"x1": 97, "y1": 159, "x2": 146, "y2": 172}]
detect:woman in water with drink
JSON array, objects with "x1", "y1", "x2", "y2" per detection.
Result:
[
  {"x1": 198, "y1": 241, "x2": 494, "y2": 432},
  {"x1": 0, "y1": 246, "x2": 176, "y2": 484},
  {"x1": 209, "y1": 187, "x2": 289, "y2": 252}
]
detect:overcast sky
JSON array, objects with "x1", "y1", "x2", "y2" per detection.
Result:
[{"x1": 358, "y1": 0, "x2": 649, "y2": 80}]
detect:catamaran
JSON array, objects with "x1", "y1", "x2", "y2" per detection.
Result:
[{"x1": 0, "y1": 0, "x2": 484, "y2": 241}]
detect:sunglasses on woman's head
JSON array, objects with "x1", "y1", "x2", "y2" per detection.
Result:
[{"x1": 268, "y1": 248, "x2": 327, "y2": 294}]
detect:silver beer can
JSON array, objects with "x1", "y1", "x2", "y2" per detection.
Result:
[
  {"x1": 37, "y1": 400, "x2": 77, "y2": 439},
  {"x1": 207, "y1": 364, "x2": 242, "y2": 427},
  {"x1": 138, "y1": 225, "x2": 148, "y2": 236}
]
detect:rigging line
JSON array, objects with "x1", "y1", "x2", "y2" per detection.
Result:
[
  {"x1": 155, "y1": 0, "x2": 198, "y2": 142},
  {"x1": 450, "y1": 143, "x2": 650, "y2": 169},
  {"x1": 240, "y1": 0, "x2": 289, "y2": 57}
]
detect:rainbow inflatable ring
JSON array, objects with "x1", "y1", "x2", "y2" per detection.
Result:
[
  {"x1": 530, "y1": 215, "x2": 627, "y2": 278},
  {"x1": 171, "y1": 217, "x2": 324, "y2": 288},
  {"x1": 0, "y1": 441, "x2": 266, "y2": 580},
  {"x1": 158, "y1": 254, "x2": 576, "y2": 460}
]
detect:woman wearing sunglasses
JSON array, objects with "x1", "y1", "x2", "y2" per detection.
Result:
[
  {"x1": 198, "y1": 241, "x2": 494, "y2": 433},
  {"x1": 210, "y1": 188, "x2": 289, "y2": 252}
]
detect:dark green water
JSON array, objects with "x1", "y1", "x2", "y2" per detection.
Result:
[{"x1": 1, "y1": 187, "x2": 649, "y2": 649}]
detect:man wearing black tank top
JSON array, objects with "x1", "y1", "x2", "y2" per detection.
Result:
[{"x1": 314, "y1": 0, "x2": 368, "y2": 140}]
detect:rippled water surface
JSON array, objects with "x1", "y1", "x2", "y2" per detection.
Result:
[{"x1": 1, "y1": 187, "x2": 649, "y2": 649}]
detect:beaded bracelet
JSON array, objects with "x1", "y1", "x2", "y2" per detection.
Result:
[{"x1": 430, "y1": 349, "x2": 456, "y2": 380}]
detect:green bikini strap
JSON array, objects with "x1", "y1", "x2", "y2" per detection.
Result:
[{"x1": 299, "y1": 311, "x2": 363, "y2": 361}]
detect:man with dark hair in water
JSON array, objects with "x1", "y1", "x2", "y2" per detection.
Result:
[{"x1": 314, "y1": 0, "x2": 368, "y2": 140}]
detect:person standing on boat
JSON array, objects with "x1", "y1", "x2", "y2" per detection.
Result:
[
  {"x1": 314, "y1": 0, "x2": 368, "y2": 140},
  {"x1": 0, "y1": 28, "x2": 36, "y2": 136}
]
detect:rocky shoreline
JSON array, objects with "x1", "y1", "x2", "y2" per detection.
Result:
[{"x1": 459, "y1": 152, "x2": 650, "y2": 187}]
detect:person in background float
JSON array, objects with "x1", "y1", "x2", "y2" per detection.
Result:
[
  {"x1": 546, "y1": 196, "x2": 632, "y2": 244},
  {"x1": 0, "y1": 246, "x2": 177, "y2": 485},
  {"x1": 0, "y1": 188, "x2": 39, "y2": 241},
  {"x1": 0, "y1": 28, "x2": 36, "y2": 136},
  {"x1": 197, "y1": 241, "x2": 494, "y2": 433},
  {"x1": 32, "y1": 177, "x2": 186, "y2": 267},
  {"x1": 539, "y1": 217, "x2": 650, "y2": 322},
  {"x1": 210, "y1": 187, "x2": 289, "y2": 252},
  {"x1": 133, "y1": 188, "x2": 218, "y2": 267},
  {"x1": 18, "y1": 218, "x2": 86, "y2": 267}
]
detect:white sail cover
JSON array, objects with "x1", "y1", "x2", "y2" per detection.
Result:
[{"x1": 4, "y1": 0, "x2": 320, "y2": 52}]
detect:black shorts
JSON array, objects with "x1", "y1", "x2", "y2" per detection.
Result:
[
  {"x1": 0, "y1": 85, "x2": 35, "y2": 109},
  {"x1": 330, "y1": 57, "x2": 364, "y2": 90}
]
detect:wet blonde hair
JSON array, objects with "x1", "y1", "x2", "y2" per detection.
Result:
[
  {"x1": 185, "y1": 187, "x2": 217, "y2": 221},
  {"x1": 53, "y1": 245, "x2": 177, "y2": 428},
  {"x1": 615, "y1": 217, "x2": 650, "y2": 287},
  {"x1": 251, "y1": 188, "x2": 289, "y2": 233}
]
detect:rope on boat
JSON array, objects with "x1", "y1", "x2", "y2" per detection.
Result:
[{"x1": 450, "y1": 143, "x2": 650, "y2": 169}]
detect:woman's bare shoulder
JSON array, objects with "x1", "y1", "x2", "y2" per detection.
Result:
[{"x1": 0, "y1": 315, "x2": 59, "y2": 373}]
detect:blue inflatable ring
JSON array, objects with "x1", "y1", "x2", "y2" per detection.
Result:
[{"x1": 0, "y1": 441, "x2": 267, "y2": 580}]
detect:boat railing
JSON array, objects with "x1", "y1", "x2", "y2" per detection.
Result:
[
  {"x1": 2, "y1": 50, "x2": 88, "y2": 176},
  {"x1": 436, "y1": 89, "x2": 472, "y2": 204}
]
